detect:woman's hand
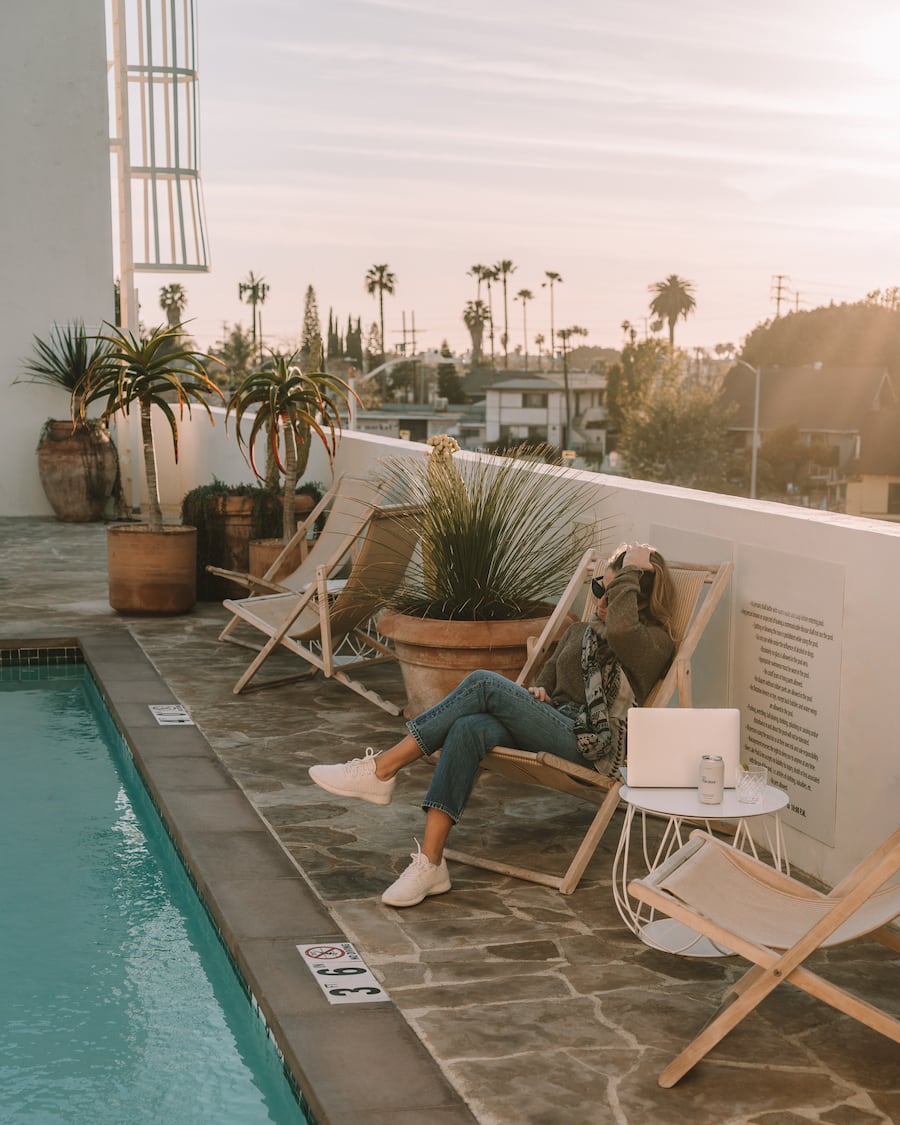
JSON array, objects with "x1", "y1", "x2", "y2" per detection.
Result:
[
  {"x1": 528, "y1": 686, "x2": 551, "y2": 703},
  {"x1": 622, "y1": 543, "x2": 654, "y2": 571}
]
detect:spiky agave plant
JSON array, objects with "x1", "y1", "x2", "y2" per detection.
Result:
[
  {"x1": 379, "y1": 442, "x2": 602, "y2": 620},
  {"x1": 18, "y1": 320, "x2": 111, "y2": 409},
  {"x1": 227, "y1": 350, "x2": 356, "y2": 542}
]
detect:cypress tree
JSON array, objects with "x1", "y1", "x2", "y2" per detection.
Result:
[{"x1": 300, "y1": 286, "x2": 323, "y2": 369}]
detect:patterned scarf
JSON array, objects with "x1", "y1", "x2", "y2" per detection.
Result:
[{"x1": 572, "y1": 622, "x2": 635, "y2": 777}]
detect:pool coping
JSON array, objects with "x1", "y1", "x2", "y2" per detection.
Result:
[{"x1": 5, "y1": 631, "x2": 476, "y2": 1125}]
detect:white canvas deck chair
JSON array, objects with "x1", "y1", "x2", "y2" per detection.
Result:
[
  {"x1": 443, "y1": 547, "x2": 734, "y2": 894},
  {"x1": 209, "y1": 474, "x2": 390, "y2": 599},
  {"x1": 629, "y1": 827, "x2": 900, "y2": 1087},
  {"x1": 220, "y1": 505, "x2": 420, "y2": 714}
]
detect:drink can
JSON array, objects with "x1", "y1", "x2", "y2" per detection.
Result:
[{"x1": 698, "y1": 754, "x2": 724, "y2": 805}]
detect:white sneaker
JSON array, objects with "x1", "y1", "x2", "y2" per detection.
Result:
[
  {"x1": 381, "y1": 841, "x2": 452, "y2": 907},
  {"x1": 308, "y1": 748, "x2": 396, "y2": 806}
]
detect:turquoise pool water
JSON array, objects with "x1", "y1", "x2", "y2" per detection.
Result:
[{"x1": 0, "y1": 665, "x2": 308, "y2": 1125}]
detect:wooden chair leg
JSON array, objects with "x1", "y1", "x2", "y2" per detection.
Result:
[
  {"x1": 659, "y1": 968, "x2": 784, "y2": 1087},
  {"x1": 557, "y1": 782, "x2": 623, "y2": 894},
  {"x1": 445, "y1": 781, "x2": 622, "y2": 895}
]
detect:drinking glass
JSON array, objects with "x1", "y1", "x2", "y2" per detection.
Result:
[{"x1": 736, "y1": 765, "x2": 768, "y2": 804}]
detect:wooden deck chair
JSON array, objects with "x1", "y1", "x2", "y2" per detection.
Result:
[
  {"x1": 628, "y1": 827, "x2": 900, "y2": 1087},
  {"x1": 220, "y1": 505, "x2": 421, "y2": 714},
  {"x1": 209, "y1": 474, "x2": 390, "y2": 599},
  {"x1": 443, "y1": 548, "x2": 734, "y2": 894}
]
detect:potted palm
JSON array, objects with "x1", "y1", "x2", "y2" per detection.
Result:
[
  {"x1": 79, "y1": 322, "x2": 225, "y2": 613},
  {"x1": 17, "y1": 321, "x2": 119, "y2": 522},
  {"x1": 227, "y1": 349, "x2": 355, "y2": 580},
  {"x1": 375, "y1": 437, "x2": 603, "y2": 716}
]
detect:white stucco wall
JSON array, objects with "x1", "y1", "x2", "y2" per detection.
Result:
[
  {"x1": 146, "y1": 379, "x2": 899, "y2": 892},
  {"x1": 327, "y1": 434, "x2": 900, "y2": 887},
  {"x1": 0, "y1": 1, "x2": 114, "y2": 516}
]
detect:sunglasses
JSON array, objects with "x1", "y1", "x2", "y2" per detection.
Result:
[{"x1": 591, "y1": 578, "x2": 606, "y2": 599}]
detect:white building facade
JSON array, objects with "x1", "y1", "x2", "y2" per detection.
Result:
[{"x1": 1, "y1": 1, "x2": 114, "y2": 516}]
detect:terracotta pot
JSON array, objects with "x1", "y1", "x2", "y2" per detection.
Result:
[
  {"x1": 376, "y1": 609, "x2": 561, "y2": 718},
  {"x1": 203, "y1": 495, "x2": 255, "y2": 601},
  {"x1": 248, "y1": 536, "x2": 307, "y2": 588},
  {"x1": 37, "y1": 421, "x2": 118, "y2": 522},
  {"x1": 294, "y1": 493, "x2": 316, "y2": 522},
  {"x1": 107, "y1": 524, "x2": 197, "y2": 614}
]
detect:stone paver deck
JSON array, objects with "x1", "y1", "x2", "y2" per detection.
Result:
[{"x1": 2, "y1": 517, "x2": 898, "y2": 1124}]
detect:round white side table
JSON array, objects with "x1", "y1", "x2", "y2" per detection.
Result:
[{"x1": 612, "y1": 783, "x2": 789, "y2": 957}]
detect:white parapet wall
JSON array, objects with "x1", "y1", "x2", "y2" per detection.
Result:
[
  {"x1": 329, "y1": 433, "x2": 900, "y2": 887},
  {"x1": 148, "y1": 418, "x2": 899, "y2": 886}
]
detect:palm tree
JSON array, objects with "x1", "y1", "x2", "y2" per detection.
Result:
[
  {"x1": 238, "y1": 271, "x2": 269, "y2": 360},
  {"x1": 620, "y1": 319, "x2": 637, "y2": 345},
  {"x1": 463, "y1": 300, "x2": 490, "y2": 367},
  {"x1": 534, "y1": 332, "x2": 545, "y2": 371},
  {"x1": 557, "y1": 325, "x2": 588, "y2": 449},
  {"x1": 482, "y1": 267, "x2": 498, "y2": 367},
  {"x1": 364, "y1": 264, "x2": 396, "y2": 363},
  {"x1": 515, "y1": 289, "x2": 534, "y2": 371},
  {"x1": 494, "y1": 259, "x2": 517, "y2": 368},
  {"x1": 467, "y1": 264, "x2": 490, "y2": 302},
  {"x1": 648, "y1": 274, "x2": 696, "y2": 346},
  {"x1": 228, "y1": 350, "x2": 353, "y2": 542},
  {"x1": 542, "y1": 271, "x2": 563, "y2": 371},
  {"x1": 159, "y1": 284, "x2": 187, "y2": 328}
]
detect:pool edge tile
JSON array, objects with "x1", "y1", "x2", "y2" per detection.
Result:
[{"x1": 65, "y1": 629, "x2": 477, "y2": 1125}]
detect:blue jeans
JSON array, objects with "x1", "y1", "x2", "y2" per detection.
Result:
[{"x1": 406, "y1": 670, "x2": 584, "y2": 823}]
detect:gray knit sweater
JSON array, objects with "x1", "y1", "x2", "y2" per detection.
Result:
[{"x1": 533, "y1": 565, "x2": 674, "y2": 706}]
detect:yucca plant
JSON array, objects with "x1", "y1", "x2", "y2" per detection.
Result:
[
  {"x1": 379, "y1": 440, "x2": 601, "y2": 620},
  {"x1": 227, "y1": 350, "x2": 356, "y2": 542},
  {"x1": 18, "y1": 320, "x2": 111, "y2": 409},
  {"x1": 78, "y1": 322, "x2": 225, "y2": 532}
]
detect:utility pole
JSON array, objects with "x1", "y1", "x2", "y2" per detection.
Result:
[
  {"x1": 771, "y1": 274, "x2": 791, "y2": 317},
  {"x1": 735, "y1": 359, "x2": 761, "y2": 499},
  {"x1": 393, "y1": 312, "x2": 428, "y2": 355},
  {"x1": 392, "y1": 312, "x2": 430, "y2": 401}
]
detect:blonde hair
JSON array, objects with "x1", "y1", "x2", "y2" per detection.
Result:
[{"x1": 608, "y1": 546, "x2": 677, "y2": 640}]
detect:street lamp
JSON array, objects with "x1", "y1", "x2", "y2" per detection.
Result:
[{"x1": 735, "y1": 359, "x2": 761, "y2": 499}]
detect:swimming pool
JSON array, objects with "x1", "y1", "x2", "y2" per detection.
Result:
[{"x1": 0, "y1": 663, "x2": 309, "y2": 1124}]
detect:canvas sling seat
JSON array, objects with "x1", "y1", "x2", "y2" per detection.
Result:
[
  {"x1": 628, "y1": 827, "x2": 900, "y2": 1087},
  {"x1": 443, "y1": 547, "x2": 734, "y2": 894}
]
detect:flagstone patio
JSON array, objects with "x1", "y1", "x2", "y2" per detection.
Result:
[{"x1": 2, "y1": 517, "x2": 897, "y2": 1125}]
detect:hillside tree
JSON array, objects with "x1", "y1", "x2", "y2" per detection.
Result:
[{"x1": 618, "y1": 357, "x2": 735, "y2": 490}]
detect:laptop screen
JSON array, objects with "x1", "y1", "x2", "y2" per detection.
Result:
[{"x1": 626, "y1": 707, "x2": 741, "y2": 787}]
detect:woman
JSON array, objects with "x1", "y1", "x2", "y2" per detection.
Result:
[{"x1": 309, "y1": 543, "x2": 677, "y2": 907}]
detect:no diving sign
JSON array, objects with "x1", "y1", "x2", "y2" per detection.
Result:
[{"x1": 297, "y1": 942, "x2": 389, "y2": 1004}]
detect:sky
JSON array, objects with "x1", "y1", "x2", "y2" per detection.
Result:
[{"x1": 133, "y1": 0, "x2": 900, "y2": 359}]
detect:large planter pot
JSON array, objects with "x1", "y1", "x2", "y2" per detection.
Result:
[
  {"x1": 196, "y1": 495, "x2": 256, "y2": 601},
  {"x1": 376, "y1": 609, "x2": 562, "y2": 718},
  {"x1": 248, "y1": 536, "x2": 307, "y2": 588},
  {"x1": 37, "y1": 421, "x2": 118, "y2": 522},
  {"x1": 107, "y1": 524, "x2": 197, "y2": 614}
]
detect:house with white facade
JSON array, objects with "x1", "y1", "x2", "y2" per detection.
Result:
[{"x1": 483, "y1": 371, "x2": 607, "y2": 451}]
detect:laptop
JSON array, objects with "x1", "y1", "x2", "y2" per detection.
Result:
[{"x1": 625, "y1": 707, "x2": 741, "y2": 788}]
